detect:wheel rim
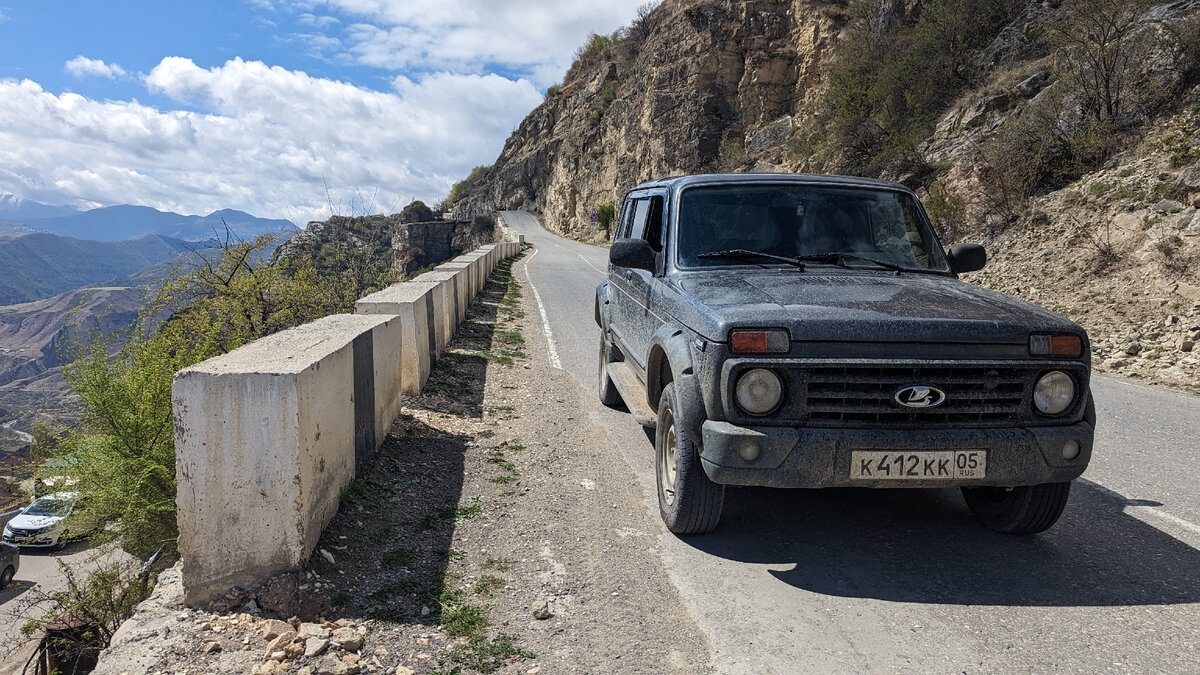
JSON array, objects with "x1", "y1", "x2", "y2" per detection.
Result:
[{"x1": 657, "y1": 408, "x2": 678, "y2": 507}]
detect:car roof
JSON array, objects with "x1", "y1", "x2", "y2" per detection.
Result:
[{"x1": 630, "y1": 172, "x2": 910, "y2": 192}]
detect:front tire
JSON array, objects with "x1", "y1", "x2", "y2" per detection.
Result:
[
  {"x1": 961, "y1": 482, "x2": 1072, "y2": 535},
  {"x1": 0, "y1": 566, "x2": 13, "y2": 589},
  {"x1": 598, "y1": 334, "x2": 622, "y2": 408},
  {"x1": 656, "y1": 383, "x2": 723, "y2": 534}
]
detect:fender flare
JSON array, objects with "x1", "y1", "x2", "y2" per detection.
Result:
[
  {"x1": 646, "y1": 325, "x2": 705, "y2": 444},
  {"x1": 594, "y1": 281, "x2": 609, "y2": 329}
]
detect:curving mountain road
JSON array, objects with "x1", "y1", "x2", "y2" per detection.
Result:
[{"x1": 500, "y1": 210, "x2": 1200, "y2": 673}]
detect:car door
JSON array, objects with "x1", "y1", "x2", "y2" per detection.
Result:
[
  {"x1": 608, "y1": 193, "x2": 646, "y2": 367},
  {"x1": 618, "y1": 191, "x2": 669, "y2": 376}
]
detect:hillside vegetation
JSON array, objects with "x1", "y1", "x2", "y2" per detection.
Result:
[{"x1": 450, "y1": 0, "x2": 1200, "y2": 392}]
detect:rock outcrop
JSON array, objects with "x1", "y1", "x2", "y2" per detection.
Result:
[{"x1": 451, "y1": 0, "x2": 841, "y2": 240}]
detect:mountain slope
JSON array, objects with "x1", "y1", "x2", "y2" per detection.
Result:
[
  {"x1": 451, "y1": 0, "x2": 1200, "y2": 391},
  {"x1": 0, "y1": 232, "x2": 195, "y2": 305},
  {"x1": 450, "y1": 0, "x2": 838, "y2": 237}
]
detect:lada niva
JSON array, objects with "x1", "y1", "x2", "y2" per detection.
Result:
[{"x1": 595, "y1": 174, "x2": 1095, "y2": 535}]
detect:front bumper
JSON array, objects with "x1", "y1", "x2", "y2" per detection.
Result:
[
  {"x1": 2, "y1": 530, "x2": 58, "y2": 548},
  {"x1": 699, "y1": 420, "x2": 1093, "y2": 488}
]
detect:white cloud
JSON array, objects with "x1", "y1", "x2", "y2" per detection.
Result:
[
  {"x1": 0, "y1": 58, "x2": 541, "y2": 224},
  {"x1": 299, "y1": 12, "x2": 340, "y2": 28},
  {"x1": 64, "y1": 56, "x2": 127, "y2": 80},
  {"x1": 1, "y1": 2, "x2": 659, "y2": 225},
  {"x1": 296, "y1": 0, "x2": 652, "y2": 88}
]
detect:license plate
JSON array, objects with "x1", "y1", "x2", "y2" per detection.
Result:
[{"x1": 850, "y1": 450, "x2": 987, "y2": 480}]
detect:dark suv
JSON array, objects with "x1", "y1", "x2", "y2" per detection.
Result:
[{"x1": 595, "y1": 174, "x2": 1095, "y2": 535}]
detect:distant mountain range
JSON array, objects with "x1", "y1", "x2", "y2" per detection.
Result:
[
  {"x1": 0, "y1": 232, "x2": 203, "y2": 305},
  {"x1": 0, "y1": 195, "x2": 298, "y2": 242}
]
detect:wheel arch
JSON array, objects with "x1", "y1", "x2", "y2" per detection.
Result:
[{"x1": 647, "y1": 326, "x2": 704, "y2": 443}]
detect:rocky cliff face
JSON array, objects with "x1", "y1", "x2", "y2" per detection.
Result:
[
  {"x1": 451, "y1": 0, "x2": 843, "y2": 240},
  {"x1": 454, "y1": 0, "x2": 1200, "y2": 391}
]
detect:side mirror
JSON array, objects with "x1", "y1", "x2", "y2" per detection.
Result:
[
  {"x1": 947, "y1": 243, "x2": 986, "y2": 273},
  {"x1": 609, "y1": 238, "x2": 656, "y2": 272}
]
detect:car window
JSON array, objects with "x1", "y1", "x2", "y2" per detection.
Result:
[
  {"x1": 628, "y1": 198, "x2": 651, "y2": 241},
  {"x1": 645, "y1": 196, "x2": 665, "y2": 252},
  {"x1": 26, "y1": 498, "x2": 73, "y2": 517},
  {"x1": 676, "y1": 184, "x2": 950, "y2": 271},
  {"x1": 616, "y1": 197, "x2": 638, "y2": 239}
]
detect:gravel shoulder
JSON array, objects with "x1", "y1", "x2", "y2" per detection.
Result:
[{"x1": 94, "y1": 250, "x2": 713, "y2": 674}]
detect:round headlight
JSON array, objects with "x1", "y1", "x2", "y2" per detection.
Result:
[
  {"x1": 1033, "y1": 371, "x2": 1075, "y2": 415},
  {"x1": 736, "y1": 368, "x2": 783, "y2": 415}
]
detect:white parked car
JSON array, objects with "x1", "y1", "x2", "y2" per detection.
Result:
[{"x1": 2, "y1": 492, "x2": 80, "y2": 549}]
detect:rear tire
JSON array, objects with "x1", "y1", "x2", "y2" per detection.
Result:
[
  {"x1": 0, "y1": 566, "x2": 13, "y2": 589},
  {"x1": 598, "y1": 333, "x2": 623, "y2": 408},
  {"x1": 656, "y1": 383, "x2": 724, "y2": 534},
  {"x1": 961, "y1": 481, "x2": 1072, "y2": 535}
]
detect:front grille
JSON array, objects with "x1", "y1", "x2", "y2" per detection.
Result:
[{"x1": 799, "y1": 363, "x2": 1033, "y2": 428}]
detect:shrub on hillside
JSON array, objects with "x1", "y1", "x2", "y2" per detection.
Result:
[
  {"x1": 447, "y1": 165, "x2": 490, "y2": 206},
  {"x1": 825, "y1": 0, "x2": 1025, "y2": 177},
  {"x1": 45, "y1": 234, "x2": 349, "y2": 558}
]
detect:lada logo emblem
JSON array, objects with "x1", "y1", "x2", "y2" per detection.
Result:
[{"x1": 894, "y1": 385, "x2": 946, "y2": 408}]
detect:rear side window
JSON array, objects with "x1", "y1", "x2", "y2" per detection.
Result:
[
  {"x1": 628, "y1": 198, "x2": 651, "y2": 240},
  {"x1": 616, "y1": 197, "x2": 638, "y2": 239},
  {"x1": 644, "y1": 196, "x2": 665, "y2": 252}
]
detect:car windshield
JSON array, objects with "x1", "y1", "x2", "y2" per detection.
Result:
[
  {"x1": 25, "y1": 497, "x2": 72, "y2": 517},
  {"x1": 675, "y1": 184, "x2": 951, "y2": 272}
]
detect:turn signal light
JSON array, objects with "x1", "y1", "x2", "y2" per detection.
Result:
[
  {"x1": 731, "y1": 329, "x2": 790, "y2": 354},
  {"x1": 1029, "y1": 334, "x2": 1082, "y2": 357}
]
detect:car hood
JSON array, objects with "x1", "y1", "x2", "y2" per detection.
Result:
[
  {"x1": 672, "y1": 269, "x2": 1083, "y2": 344},
  {"x1": 7, "y1": 514, "x2": 63, "y2": 530}
]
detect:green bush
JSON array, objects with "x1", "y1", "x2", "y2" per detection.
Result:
[
  {"x1": 447, "y1": 165, "x2": 490, "y2": 205},
  {"x1": 399, "y1": 199, "x2": 434, "y2": 223},
  {"x1": 597, "y1": 204, "x2": 616, "y2": 232},
  {"x1": 824, "y1": 0, "x2": 1024, "y2": 176},
  {"x1": 46, "y1": 235, "x2": 349, "y2": 558}
]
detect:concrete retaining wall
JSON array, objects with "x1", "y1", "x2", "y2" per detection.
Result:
[{"x1": 173, "y1": 236, "x2": 523, "y2": 606}]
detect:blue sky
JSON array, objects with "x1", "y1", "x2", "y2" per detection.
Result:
[{"x1": 0, "y1": 1, "x2": 650, "y2": 225}]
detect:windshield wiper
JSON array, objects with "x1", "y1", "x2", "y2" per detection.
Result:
[
  {"x1": 697, "y1": 249, "x2": 806, "y2": 268},
  {"x1": 794, "y1": 252, "x2": 909, "y2": 273}
]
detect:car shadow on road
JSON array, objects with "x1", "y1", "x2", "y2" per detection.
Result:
[
  {"x1": 679, "y1": 479, "x2": 1200, "y2": 607},
  {"x1": 0, "y1": 578, "x2": 34, "y2": 605}
]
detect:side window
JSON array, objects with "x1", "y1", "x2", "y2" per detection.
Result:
[
  {"x1": 616, "y1": 197, "x2": 638, "y2": 239},
  {"x1": 644, "y1": 196, "x2": 665, "y2": 252},
  {"x1": 628, "y1": 198, "x2": 651, "y2": 241}
]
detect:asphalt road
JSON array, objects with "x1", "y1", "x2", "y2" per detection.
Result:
[
  {"x1": 0, "y1": 511, "x2": 105, "y2": 658},
  {"x1": 500, "y1": 210, "x2": 1200, "y2": 673}
]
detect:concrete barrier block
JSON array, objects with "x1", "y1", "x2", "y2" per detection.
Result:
[
  {"x1": 449, "y1": 256, "x2": 478, "y2": 298},
  {"x1": 481, "y1": 244, "x2": 499, "y2": 272},
  {"x1": 411, "y1": 270, "x2": 462, "y2": 346},
  {"x1": 461, "y1": 252, "x2": 488, "y2": 294},
  {"x1": 436, "y1": 263, "x2": 472, "y2": 323},
  {"x1": 173, "y1": 314, "x2": 402, "y2": 605},
  {"x1": 356, "y1": 282, "x2": 442, "y2": 394}
]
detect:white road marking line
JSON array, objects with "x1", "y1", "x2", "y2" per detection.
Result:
[
  {"x1": 576, "y1": 251, "x2": 605, "y2": 275},
  {"x1": 1080, "y1": 478, "x2": 1200, "y2": 537},
  {"x1": 524, "y1": 247, "x2": 563, "y2": 370}
]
